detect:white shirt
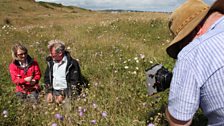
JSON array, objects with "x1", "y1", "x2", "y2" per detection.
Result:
[{"x1": 52, "y1": 56, "x2": 68, "y2": 90}]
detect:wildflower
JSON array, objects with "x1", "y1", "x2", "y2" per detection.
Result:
[
  {"x1": 132, "y1": 71, "x2": 137, "y2": 75},
  {"x1": 134, "y1": 57, "x2": 138, "y2": 60},
  {"x1": 94, "y1": 82, "x2": 98, "y2": 87},
  {"x1": 149, "y1": 61, "x2": 153, "y2": 64},
  {"x1": 67, "y1": 46, "x2": 71, "y2": 50},
  {"x1": 2, "y1": 110, "x2": 8, "y2": 115},
  {"x1": 147, "y1": 123, "x2": 155, "y2": 126},
  {"x1": 135, "y1": 67, "x2": 139, "y2": 70},
  {"x1": 92, "y1": 103, "x2": 97, "y2": 109},
  {"x1": 2, "y1": 110, "x2": 8, "y2": 117},
  {"x1": 55, "y1": 113, "x2": 63, "y2": 120},
  {"x1": 79, "y1": 111, "x2": 84, "y2": 117},
  {"x1": 101, "y1": 111, "x2": 107, "y2": 117},
  {"x1": 124, "y1": 66, "x2": 129, "y2": 69},
  {"x1": 90, "y1": 120, "x2": 97, "y2": 125},
  {"x1": 52, "y1": 123, "x2": 57, "y2": 126},
  {"x1": 140, "y1": 54, "x2": 145, "y2": 59}
]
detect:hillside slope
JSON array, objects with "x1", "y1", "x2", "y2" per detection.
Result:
[{"x1": 0, "y1": 0, "x2": 91, "y2": 26}]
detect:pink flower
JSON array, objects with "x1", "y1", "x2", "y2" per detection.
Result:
[
  {"x1": 79, "y1": 111, "x2": 84, "y2": 117},
  {"x1": 52, "y1": 123, "x2": 57, "y2": 126},
  {"x1": 101, "y1": 111, "x2": 107, "y2": 117},
  {"x1": 55, "y1": 113, "x2": 63, "y2": 120},
  {"x1": 147, "y1": 123, "x2": 154, "y2": 126},
  {"x1": 90, "y1": 120, "x2": 97, "y2": 125}
]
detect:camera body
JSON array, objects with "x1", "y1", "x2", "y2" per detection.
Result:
[{"x1": 145, "y1": 64, "x2": 172, "y2": 95}]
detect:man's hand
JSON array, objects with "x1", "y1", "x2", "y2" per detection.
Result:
[{"x1": 46, "y1": 93, "x2": 53, "y2": 103}]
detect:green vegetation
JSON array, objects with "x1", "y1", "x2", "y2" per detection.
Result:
[{"x1": 0, "y1": 0, "x2": 207, "y2": 125}]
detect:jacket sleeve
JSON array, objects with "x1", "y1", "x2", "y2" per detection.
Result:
[
  {"x1": 69, "y1": 60, "x2": 81, "y2": 86},
  {"x1": 44, "y1": 63, "x2": 53, "y2": 93},
  {"x1": 9, "y1": 63, "x2": 26, "y2": 85},
  {"x1": 32, "y1": 61, "x2": 41, "y2": 82}
]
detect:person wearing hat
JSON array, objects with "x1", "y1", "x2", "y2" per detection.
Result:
[{"x1": 165, "y1": 0, "x2": 224, "y2": 125}]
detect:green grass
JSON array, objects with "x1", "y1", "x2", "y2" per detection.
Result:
[{"x1": 0, "y1": 0, "x2": 207, "y2": 126}]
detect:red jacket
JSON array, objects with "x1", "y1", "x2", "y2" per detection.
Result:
[{"x1": 9, "y1": 55, "x2": 41, "y2": 94}]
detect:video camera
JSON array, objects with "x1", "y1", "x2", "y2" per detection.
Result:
[{"x1": 145, "y1": 64, "x2": 172, "y2": 95}]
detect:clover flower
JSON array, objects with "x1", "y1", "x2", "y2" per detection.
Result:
[
  {"x1": 92, "y1": 103, "x2": 97, "y2": 109},
  {"x1": 101, "y1": 111, "x2": 107, "y2": 117},
  {"x1": 52, "y1": 123, "x2": 57, "y2": 126},
  {"x1": 90, "y1": 120, "x2": 97, "y2": 125},
  {"x1": 55, "y1": 113, "x2": 63, "y2": 120},
  {"x1": 147, "y1": 123, "x2": 155, "y2": 126},
  {"x1": 2, "y1": 110, "x2": 8, "y2": 117}
]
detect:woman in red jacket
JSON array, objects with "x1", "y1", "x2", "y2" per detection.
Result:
[{"x1": 9, "y1": 43, "x2": 41, "y2": 102}]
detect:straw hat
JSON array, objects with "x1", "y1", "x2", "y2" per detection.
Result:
[{"x1": 166, "y1": 0, "x2": 224, "y2": 59}]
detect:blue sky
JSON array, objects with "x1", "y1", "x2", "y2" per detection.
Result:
[{"x1": 35, "y1": 0, "x2": 216, "y2": 12}]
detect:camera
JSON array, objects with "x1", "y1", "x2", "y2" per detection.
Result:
[{"x1": 145, "y1": 64, "x2": 172, "y2": 95}]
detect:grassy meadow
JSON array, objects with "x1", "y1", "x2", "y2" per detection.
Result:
[{"x1": 0, "y1": 0, "x2": 207, "y2": 126}]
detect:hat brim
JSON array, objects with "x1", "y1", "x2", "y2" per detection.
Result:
[{"x1": 166, "y1": 0, "x2": 224, "y2": 59}]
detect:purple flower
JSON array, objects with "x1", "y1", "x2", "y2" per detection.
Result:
[
  {"x1": 52, "y1": 123, "x2": 57, "y2": 126},
  {"x1": 2, "y1": 110, "x2": 8, "y2": 115},
  {"x1": 55, "y1": 113, "x2": 63, "y2": 120},
  {"x1": 101, "y1": 111, "x2": 107, "y2": 117},
  {"x1": 79, "y1": 111, "x2": 84, "y2": 117},
  {"x1": 90, "y1": 120, "x2": 97, "y2": 125},
  {"x1": 147, "y1": 123, "x2": 154, "y2": 126}
]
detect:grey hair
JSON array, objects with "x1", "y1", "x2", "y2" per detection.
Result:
[
  {"x1": 47, "y1": 39, "x2": 65, "y2": 53},
  {"x1": 11, "y1": 43, "x2": 28, "y2": 60}
]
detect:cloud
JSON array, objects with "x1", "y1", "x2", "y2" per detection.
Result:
[{"x1": 35, "y1": 0, "x2": 215, "y2": 12}]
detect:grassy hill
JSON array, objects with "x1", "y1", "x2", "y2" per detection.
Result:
[{"x1": 0, "y1": 0, "x2": 207, "y2": 126}]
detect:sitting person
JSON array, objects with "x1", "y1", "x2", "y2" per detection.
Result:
[
  {"x1": 9, "y1": 43, "x2": 41, "y2": 103},
  {"x1": 44, "y1": 40, "x2": 83, "y2": 104}
]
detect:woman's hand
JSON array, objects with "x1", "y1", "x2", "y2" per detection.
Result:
[{"x1": 24, "y1": 76, "x2": 33, "y2": 82}]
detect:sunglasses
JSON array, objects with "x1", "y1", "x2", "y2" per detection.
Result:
[{"x1": 17, "y1": 52, "x2": 27, "y2": 56}]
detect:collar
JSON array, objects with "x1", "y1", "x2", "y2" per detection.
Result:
[
  {"x1": 54, "y1": 55, "x2": 67, "y2": 64},
  {"x1": 18, "y1": 60, "x2": 28, "y2": 68},
  {"x1": 208, "y1": 16, "x2": 224, "y2": 31}
]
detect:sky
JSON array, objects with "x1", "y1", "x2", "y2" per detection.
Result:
[{"x1": 35, "y1": 0, "x2": 216, "y2": 12}]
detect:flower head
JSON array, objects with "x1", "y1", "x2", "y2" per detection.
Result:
[
  {"x1": 147, "y1": 123, "x2": 154, "y2": 126},
  {"x1": 2, "y1": 110, "x2": 8, "y2": 115},
  {"x1": 52, "y1": 123, "x2": 57, "y2": 126},
  {"x1": 101, "y1": 111, "x2": 107, "y2": 117},
  {"x1": 92, "y1": 103, "x2": 97, "y2": 109},
  {"x1": 55, "y1": 113, "x2": 63, "y2": 120},
  {"x1": 90, "y1": 120, "x2": 97, "y2": 125}
]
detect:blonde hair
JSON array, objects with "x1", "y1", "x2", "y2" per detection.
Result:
[
  {"x1": 11, "y1": 43, "x2": 28, "y2": 60},
  {"x1": 47, "y1": 39, "x2": 65, "y2": 53}
]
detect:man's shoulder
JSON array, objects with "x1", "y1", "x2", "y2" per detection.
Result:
[{"x1": 178, "y1": 30, "x2": 224, "y2": 60}]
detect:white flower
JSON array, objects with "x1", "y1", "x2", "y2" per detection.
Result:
[
  {"x1": 140, "y1": 54, "x2": 145, "y2": 59},
  {"x1": 93, "y1": 103, "x2": 97, "y2": 108},
  {"x1": 132, "y1": 71, "x2": 137, "y2": 74},
  {"x1": 134, "y1": 57, "x2": 138, "y2": 60},
  {"x1": 124, "y1": 66, "x2": 129, "y2": 69},
  {"x1": 149, "y1": 61, "x2": 153, "y2": 64},
  {"x1": 135, "y1": 67, "x2": 139, "y2": 70}
]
